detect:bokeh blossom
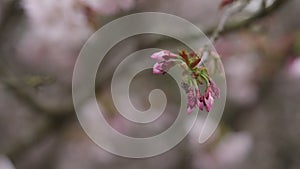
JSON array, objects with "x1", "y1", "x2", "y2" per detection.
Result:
[{"x1": 19, "y1": 0, "x2": 142, "y2": 83}]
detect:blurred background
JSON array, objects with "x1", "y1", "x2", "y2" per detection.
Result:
[{"x1": 0, "y1": 0, "x2": 300, "y2": 169}]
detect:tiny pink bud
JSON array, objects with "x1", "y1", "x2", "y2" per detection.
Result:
[
  {"x1": 196, "y1": 90, "x2": 204, "y2": 110},
  {"x1": 152, "y1": 61, "x2": 175, "y2": 74},
  {"x1": 197, "y1": 99, "x2": 204, "y2": 111},
  {"x1": 204, "y1": 91, "x2": 214, "y2": 112},
  {"x1": 153, "y1": 62, "x2": 164, "y2": 74},
  {"x1": 150, "y1": 50, "x2": 177, "y2": 61}
]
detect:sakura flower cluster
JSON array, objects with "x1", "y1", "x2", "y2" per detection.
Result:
[{"x1": 150, "y1": 50, "x2": 220, "y2": 114}]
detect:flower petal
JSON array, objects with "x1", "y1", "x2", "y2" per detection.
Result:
[
  {"x1": 151, "y1": 50, "x2": 177, "y2": 61},
  {"x1": 197, "y1": 99, "x2": 204, "y2": 111},
  {"x1": 204, "y1": 93, "x2": 214, "y2": 112},
  {"x1": 153, "y1": 62, "x2": 164, "y2": 74}
]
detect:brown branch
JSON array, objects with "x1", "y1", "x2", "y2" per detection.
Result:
[
  {"x1": 219, "y1": 0, "x2": 288, "y2": 34},
  {"x1": 1, "y1": 78, "x2": 74, "y2": 115},
  {"x1": 151, "y1": 0, "x2": 289, "y2": 47},
  {"x1": 210, "y1": 0, "x2": 250, "y2": 42}
]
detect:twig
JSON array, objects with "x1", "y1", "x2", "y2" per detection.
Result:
[
  {"x1": 210, "y1": 0, "x2": 250, "y2": 42},
  {"x1": 199, "y1": 0, "x2": 250, "y2": 66},
  {"x1": 147, "y1": 0, "x2": 288, "y2": 48},
  {"x1": 212, "y1": 0, "x2": 287, "y2": 35}
]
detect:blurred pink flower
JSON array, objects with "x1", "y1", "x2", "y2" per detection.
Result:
[
  {"x1": 287, "y1": 57, "x2": 300, "y2": 78},
  {"x1": 0, "y1": 155, "x2": 15, "y2": 169},
  {"x1": 80, "y1": 0, "x2": 136, "y2": 15},
  {"x1": 213, "y1": 132, "x2": 253, "y2": 167},
  {"x1": 224, "y1": 54, "x2": 258, "y2": 105}
]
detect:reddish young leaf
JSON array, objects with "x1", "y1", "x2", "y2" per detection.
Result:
[
  {"x1": 219, "y1": 0, "x2": 236, "y2": 9},
  {"x1": 191, "y1": 58, "x2": 201, "y2": 68},
  {"x1": 179, "y1": 50, "x2": 189, "y2": 64},
  {"x1": 189, "y1": 52, "x2": 196, "y2": 57}
]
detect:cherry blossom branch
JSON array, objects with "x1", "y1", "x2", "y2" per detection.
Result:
[
  {"x1": 97, "y1": 0, "x2": 289, "y2": 94},
  {"x1": 0, "y1": 0, "x2": 290, "y2": 163},
  {"x1": 2, "y1": 0, "x2": 288, "y2": 119},
  {"x1": 150, "y1": 0, "x2": 288, "y2": 67}
]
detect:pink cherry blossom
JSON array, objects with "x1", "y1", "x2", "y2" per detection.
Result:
[
  {"x1": 150, "y1": 50, "x2": 178, "y2": 61},
  {"x1": 153, "y1": 62, "x2": 164, "y2": 74},
  {"x1": 204, "y1": 90, "x2": 214, "y2": 112},
  {"x1": 153, "y1": 61, "x2": 174, "y2": 74},
  {"x1": 80, "y1": 0, "x2": 136, "y2": 15},
  {"x1": 196, "y1": 90, "x2": 204, "y2": 111},
  {"x1": 197, "y1": 87, "x2": 215, "y2": 113},
  {"x1": 287, "y1": 57, "x2": 300, "y2": 78}
]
